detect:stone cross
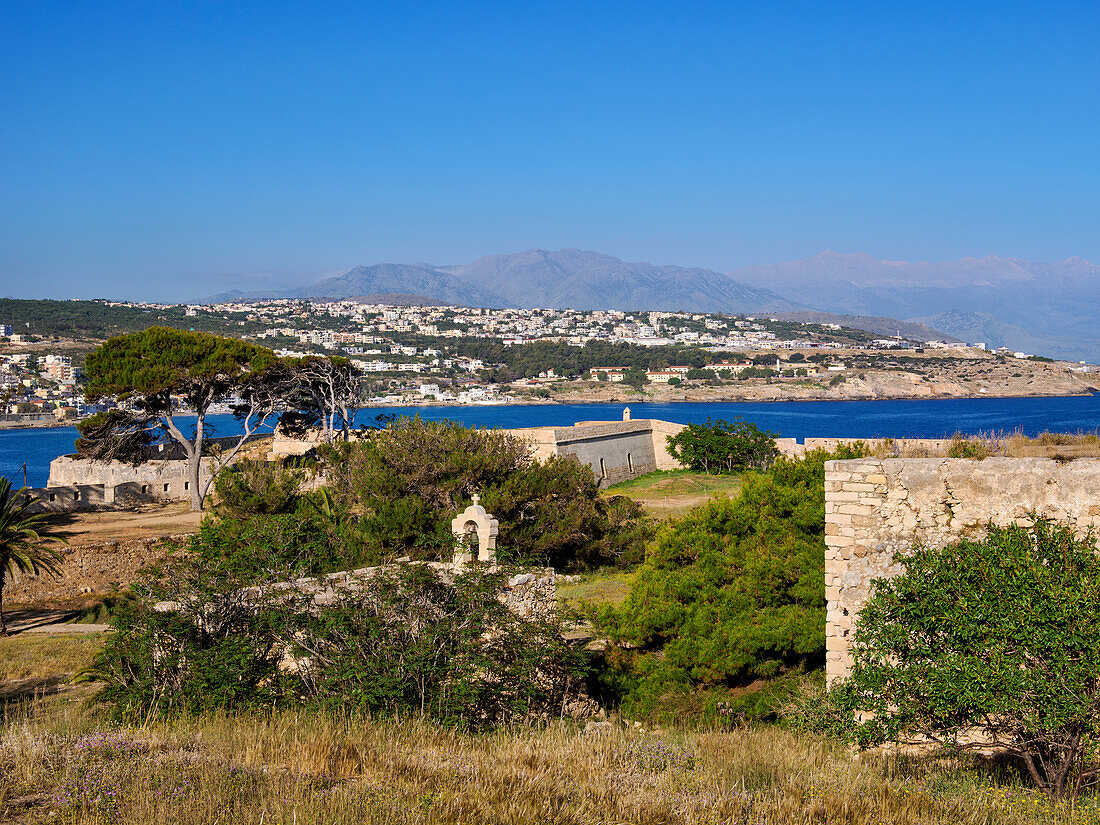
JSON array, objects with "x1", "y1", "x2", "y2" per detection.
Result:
[{"x1": 450, "y1": 492, "x2": 499, "y2": 567}]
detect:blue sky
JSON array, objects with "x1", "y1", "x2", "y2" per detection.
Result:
[{"x1": 1, "y1": 0, "x2": 1098, "y2": 301}]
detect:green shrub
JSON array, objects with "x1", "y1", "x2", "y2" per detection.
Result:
[
  {"x1": 85, "y1": 557, "x2": 584, "y2": 728},
  {"x1": 834, "y1": 518, "x2": 1100, "y2": 800},
  {"x1": 322, "y1": 417, "x2": 650, "y2": 570},
  {"x1": 214, "y1": 459, "x2": 304, "y2": 518},
  {"x1": 82, "y1": 553, "x2": 300, "y2": 719},
  {"x1": 187, "y1": 494, "x2": 372, "y2": 580},
  {"x1": 593, "y1": 446, "x2": 869, "y2": 720},
  {"x1": 295, "y1": 564, "x2": 585, "y2": 727},
  {"x1": 666, "y1": 417, "x2": 778, "y2": 474}
]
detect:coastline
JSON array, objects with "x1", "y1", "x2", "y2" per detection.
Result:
[{"x1": 0, "y1": 419, "x2": 77, "y2": 431}]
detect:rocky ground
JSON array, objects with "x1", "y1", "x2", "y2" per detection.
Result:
[{"x1": 522, "y1": 350, "x2": 1097, "y2": 404}]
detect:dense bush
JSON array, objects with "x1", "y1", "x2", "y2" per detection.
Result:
[
  {"x1": 295, "y1": 564, "x2": 585, "y2": 726},
  {"x1": 82, "y1": 553, "x2": 300, "y2": 718},
  {"x1": 213, "y1": 459, "x2": 305, "y2": 518},
  {"x1": 85, "y1": 556, "x2": 584, "y2": 728},
  {"x1": 594, "y1": 446, "x2": 868, "y2": 720},
  {"x1": 322, "y1": 417, "x2": 651, "y2": 570},
  {"x1": 183, "y1": 501, "x2": 365, "y2": 579},
  {"x1": 832, "y1": 518, "x2": 1100, "y2": 800},
  {"x1": 666, "y1": 417, "x2": 779, "y2": 474}
]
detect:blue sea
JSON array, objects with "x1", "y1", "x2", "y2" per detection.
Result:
[{"x1": 3, "y1": 395, "x2": 1100, "y2": 488}]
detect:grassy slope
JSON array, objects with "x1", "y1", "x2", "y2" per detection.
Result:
[
  {"x1": 3, "y1": 698, "x2": 1096, "y2": 824},
  {"x1": 562, "y1": 470, "x2": 742, "y2": 611},
  {"x1": 3, "y1": 554, "x2": 1099, "y2": 823},
  {"x1": 606, "y1": 469, "x2": 743, "y2": 519}
]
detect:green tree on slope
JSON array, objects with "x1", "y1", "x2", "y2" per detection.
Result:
[
  {"x1": 79, "y1": 327, "x2": 285, "y2": 511},
  {"x1": 0, "y1": 478, "x2": 65, "y2": 636},
  {"x1": 595, "y1": 446, "x2": 865, "y2": 717}
]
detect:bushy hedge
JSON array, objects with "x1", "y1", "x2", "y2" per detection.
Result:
[
  {"x1": 593, "y1": 445, "x2": 868, "y2": 721},
  {"x1": 85, "y1": 556, "x2": 584, "y2": 728},
  {"x1": 322, "y1": 416, "x2": 651, "y2": 570}
]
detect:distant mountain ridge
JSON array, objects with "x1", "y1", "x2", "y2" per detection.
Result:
[
  {"x1": 204, "y1": 249, "x2": 800, "y2": 315},
  {"x1": 201, "y1": 248, "x2": 1100, "y2": 362},
  {"x1": 730, "y1": 251, "x2": 1100, "y2": 361}
]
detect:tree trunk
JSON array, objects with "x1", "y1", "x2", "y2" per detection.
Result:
[
  {"x1": 188, "y1": 449, "x2": 203, "y2": 511},
  {"x1": 163, "y1": 408, "x2": 206, "y2": 512},
  {"x1": 0, "y1": 572, "x2": 7, "y2": 637}
]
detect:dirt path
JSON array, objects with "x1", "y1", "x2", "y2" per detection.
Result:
[
  {"x1": 2, "y1": 608, "x2": 110, "y2": 635},
  {"x1": 45, "y1": 501, "x2": 203, "y2": 546}
]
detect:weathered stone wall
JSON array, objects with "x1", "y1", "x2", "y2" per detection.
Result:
[
  {"x1": 824, "y1": 457, "x2": 1100, "y2": 682},
  {"x1": 47, "y1": 456, "x2": 217, "y2": 502},
  {"x1": 6, "y1": 535, "x2": 183, "y2": 604},
  {"x1": 508, "y1": 418, "x2": 685, "y2": 486}
]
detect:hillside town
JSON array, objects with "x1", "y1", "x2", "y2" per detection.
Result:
[{"x1": 1, "y1": 297, "x2": 1096, "y2": 426}]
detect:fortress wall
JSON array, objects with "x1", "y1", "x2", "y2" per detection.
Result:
[
  {"x1": 824, "y1": 457, "x2": 1100, "y2": 683},
  {"x1": 804, "y1": 437, "x2": 953, "y2": 455},
  {"x1": 20, "y1": 484, "x2": 108, "y2": 514},
  {"x1": 509, "y1": 418, "x2": 686, "y2": 486},
  {"x1": 5, "y1": 535, "x2": 183, "y2": 604},
  {"x1": 47, "y1": 456, "x2": 217, "y2": 502}
]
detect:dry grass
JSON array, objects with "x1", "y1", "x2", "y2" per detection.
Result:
[
  {"x1": 43, "y1": 501, "x2": 202, "y2": 546},
  {"x1": 866, "y1": 432, "x2": 1100, "y2": 460},
  {"x1": 2, "y1": 701, "x2": 1099, "y2": 824},
  {"x1": 607, "y1": 470, "x2": 744, "y2": 518},
  {"x1": 0, "y1": 633, "x2": 103, "y2": 683},
  {"x1": 557, "y1": 569, "x2": 638, "y2": 609},
  {"x1": 2, "y1": 635, "x2": 1099, "y2": 823}
]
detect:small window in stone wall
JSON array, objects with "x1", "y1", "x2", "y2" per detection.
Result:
[
  {"x1": 49, "y1": 493, "x2": 56, "y2": 502},
  {"x1": 73, "y1": 491, "x2": 80, "y2": 501},
  {"x1": 600, "y1": 458, "x2": 606, "y2": 479},
  {"x1": 627, "y1": 452, "x2": 634, "y2": 473},
  {"x1": 184, "y1": 481, "x2": 189, "y2": 490},
  {"x1": 163, "y1": 483, "x2": 170, "y2": 493},
  {"x1": 141, "y1": 484, "x2": 149, "y2": 495}
]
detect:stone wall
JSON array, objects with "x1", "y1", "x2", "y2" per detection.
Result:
[
  {"x1": 824, "y1": 457, "x2": 1100, "y2": 682},
  {"x1": 6, "y1": 535, "x2": 183, "y2": 604},
  {"x1": 47, "y1": 456, "x2": 218, "y2": 503},
  {"x1": 508, "y1": 416, "x2": 685, "y2": 486}
]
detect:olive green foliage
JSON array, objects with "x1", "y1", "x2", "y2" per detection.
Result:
[
  {"x1": 323, "y1": 417, "x2": 650, "y2": 570},
  {"x1": 834, "y1": 519, "x2": 1100, "y2": 800},
  {"x1": 295, "y1": 564, "x2": 585, "y2": 727},
  {"x1": 666, "y1": 417, "x2": 779, "y2": 474},
  {"x1": 214, "y1": 459, "x2": 305, "y2": 518},
  {"x1": 83, "y1": 326, "x2": 278, "y2": 407},
  {"x1": 73, "y1": 409, "x2": 156, "y2": 463},
  {"x1": 0, "y1": 477, "x2": 66, "y2": 636},
  {"x1": 595, "y1": 446, "x2": 868, "y2": 720},
  {"x1": 185, "y1": 496, "x2": 365, "y2": 580},
  {"x1": 83, "y1": 552, "x2": 301, "y2": 718},
  {"x1": 86, "y1": 555, "x2": 582, "y2": 728},
  {"x1": 79, "y1": 327, "x2": 286, "y2": 510},
  {"x1": 0, "y1": 297, "x2": 266, "y2": 339}
]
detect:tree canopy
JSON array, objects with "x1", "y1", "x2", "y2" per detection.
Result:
[
  {"x1": 835, "y1": 518, "x2": 1100, "y2": 800},
  {"x1": 80, "y1": 327, "x2": 285, "y2": 510},
  {"x1": 666, "y1": 418, "x2": 779, "y2": 474},
  {"x1": 322, "y1": 416, "x2": 650, "y2": 569},
  {"x1": 595, "y1": 446, "x2": 866, "y2": 719}
]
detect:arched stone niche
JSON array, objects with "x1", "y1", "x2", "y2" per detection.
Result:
[{"x1": 451, "y1": 493, "x2": 499, "y2": 566}]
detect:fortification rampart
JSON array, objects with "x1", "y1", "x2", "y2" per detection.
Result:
[
  {"x1": 824, "y1": 457, "x2": 1100, "y2": 683},
  {"x1": 42, "y1": 455, "x2": 219, "y2": 510},
  {"x1": 508, "y1": 416, "x2": 685, "y2": 486},
  {"x1": 5, "y1": 535, "x2": 184, "y2": 604}
]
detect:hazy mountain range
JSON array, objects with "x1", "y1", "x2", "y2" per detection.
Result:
[{"x1": 203, "y1": 248, "x2": 1100, "y2": 361}]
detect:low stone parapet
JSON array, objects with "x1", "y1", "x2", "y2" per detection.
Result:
[{"x1": 824, "y1": 457, "x2": 1100, "y2": 683}]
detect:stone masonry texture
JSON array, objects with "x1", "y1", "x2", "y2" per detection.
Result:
[{"x1": 824, "y1": 458, "x2": 1100, "y2": 683}]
